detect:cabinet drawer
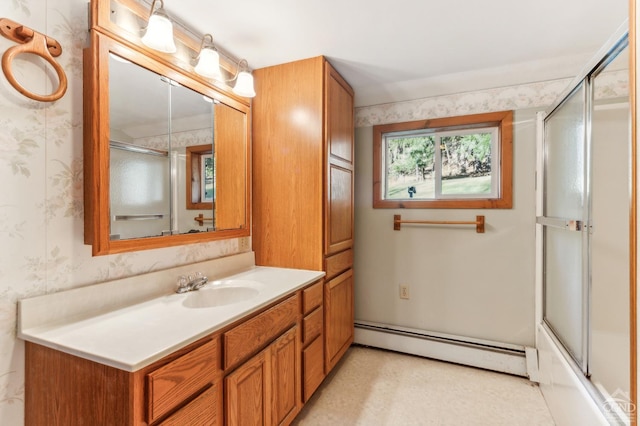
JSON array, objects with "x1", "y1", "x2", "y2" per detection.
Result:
[
  {"x1": 325, "y1": 249, "x2": 353, "y2": 281},
  {"x1": 303, "y1": 307, "x2": 323, "y2": 345},
  {"x1": 302, "y1": 336, "x2": 325, "y2": 402},
  {"x1": 224, "y1": 294, "x2": 299, "y2": 370},
  {"x1": 147, "y1": 338, "x2": 219, "y2": 424},
  {"x1": 302, "y1": 280, "x2": 323, "y2": 314},
  {"x1": 159, "y1": 384, "x2": 220, "y2": 426}
]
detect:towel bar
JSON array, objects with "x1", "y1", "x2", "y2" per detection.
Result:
[{"x1": 393, "y1": 214, "x2": 485, "y2": 233}]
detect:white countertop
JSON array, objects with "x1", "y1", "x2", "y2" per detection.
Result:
[{"x1": 19, "y1": 265, "x2": 324, "y2": 372}]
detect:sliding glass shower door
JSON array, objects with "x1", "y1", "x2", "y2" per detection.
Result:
[{"x1": 541, "y1": 82, "x2": 589, "y2": 371}]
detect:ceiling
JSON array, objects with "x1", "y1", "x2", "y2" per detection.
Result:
[{"x1": 166, "y1": 0, "x2": 628, "y2": 107}]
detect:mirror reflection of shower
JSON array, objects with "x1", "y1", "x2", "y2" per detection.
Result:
[
  {"x1": 108, "y1": 52, "x2": 216, "y2": 240},
  {"x1": 109, "y1": 143, "x2": 171, "y2": 240}
]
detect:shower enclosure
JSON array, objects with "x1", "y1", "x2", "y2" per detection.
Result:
[{"x1": 538, "y1": 27, "x2": 632, "y2": 423}]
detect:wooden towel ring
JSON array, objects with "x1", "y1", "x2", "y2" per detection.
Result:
[{"x1": 0, "y1": 18, "x2": 67, "y2": 102}]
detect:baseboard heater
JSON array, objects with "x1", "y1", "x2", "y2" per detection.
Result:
[{"x1": 354, "y1": 321, "x2": 531, "y2": 378}]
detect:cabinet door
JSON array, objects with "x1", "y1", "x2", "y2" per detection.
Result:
[
  {"x1": 325, "y1": 63, "x2": 354, "y2": 256},
  {"x1": 302, "y1": 336, "x2": 325, "y2": 402},
  {"x1": 271, "y1": 327, "x2": 301, "y2": 425},
  {"x1": 225, "y1": 348, "x2": 270, "y2": 426},
  {"x1": 324, "y1": 269, "x2": 354, "y2": 372}
]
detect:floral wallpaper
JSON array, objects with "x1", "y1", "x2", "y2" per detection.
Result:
[
  {"x1": 0, "y1": 1, "x2": 242, "y2": 423},
  {"x1": 355, "y1": 70, "x2": 629, "y2": 128}
]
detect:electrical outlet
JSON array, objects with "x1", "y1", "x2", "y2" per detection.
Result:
[
  {"x1": 238, "y1": 237, "x2": 250, "y2": 251},
  {"x1": 399, "y1": 284, "x2": 409, "y2": 299}
]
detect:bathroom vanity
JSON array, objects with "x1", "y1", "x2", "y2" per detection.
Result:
[{"x1": 18, "y1": 253, "x2": 327, "y2": 425}]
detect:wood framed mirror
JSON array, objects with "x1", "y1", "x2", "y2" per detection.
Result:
[{"x1": 83, "y1": 29, "x2": 250, "y2": 255}]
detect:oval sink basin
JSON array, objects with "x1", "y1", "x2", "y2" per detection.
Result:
[{"x1": 182, "y1": 280, "x2": 263, "y2": 309}]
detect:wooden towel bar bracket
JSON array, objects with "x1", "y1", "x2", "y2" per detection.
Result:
[
  {"x1": 194, "y1": 214, "x2": 214, "y2": 226},
  {"x1": 0, "y1": 18, "x2": 67, "y2": 102},
  {"x1": 393, "y1": 214, "x2": 485, "y2": 233}
]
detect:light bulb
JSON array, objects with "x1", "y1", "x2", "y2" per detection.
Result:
[{"x1": 233, "y1": 71, "x2": 256, "y2": 98}]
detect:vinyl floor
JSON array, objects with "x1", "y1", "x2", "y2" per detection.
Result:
[{"x1": 293, "y1": 345, "x2": 555, "y2": 426}]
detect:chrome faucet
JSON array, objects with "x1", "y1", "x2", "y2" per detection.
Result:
[{"x1": 175, "y1": 272, "x2": 209, "y2": 293}]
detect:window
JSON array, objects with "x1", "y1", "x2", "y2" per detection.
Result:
[
  {"x1": 373, "y1": 110, "x2": 513, "y2": 209},
  {"x1": 186, "y1": 144, "x2": 214, "y2": 209}
]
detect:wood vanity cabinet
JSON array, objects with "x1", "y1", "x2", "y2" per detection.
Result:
[
  {"x1": 225, "y1": 326, "x2": 300, "y2": 426},
  {"x1": 223, "y1": 293, "x2": 301, "y2": 426},
  {"x1": 24, "y1": 287, "x2": 318, "y2": 426},
  {"x1": 252, "y1": 56, "x2": 355, "y2": 387},
  {"x1": 25, "y1": 336, "x2": 223, "y2": 426}
]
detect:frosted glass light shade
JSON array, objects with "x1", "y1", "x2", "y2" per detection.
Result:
[
  {"x1": 233, "y1": 71, "x2": 256, "y2": 98},
  {"x1": 141, "y1": 13, "x2": 176, "y2": 53},
  {"x1": 194, "y1": 48, "x2": 222, "y2": 80}
]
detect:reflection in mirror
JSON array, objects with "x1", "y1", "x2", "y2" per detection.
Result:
[
  {"x1": 186, "y1": 143, "x2": 213, "y2": 210},
  {"x1": 171, "y1": 82, "x2": 215, "y2": 234},
  {"x1": 109, "y1": 53, "x2": 171, "y2": 240},
  {"x1": 108, "y1": 53, "x2": 217, "y2": 239}
]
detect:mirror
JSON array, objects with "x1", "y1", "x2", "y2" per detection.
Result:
[{"x1": 84, "y1": 32, "x2": 250, "y2": 255}]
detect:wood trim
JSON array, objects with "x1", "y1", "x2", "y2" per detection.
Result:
[
  {"x1": 629, "y1": 0, "x2": 638, "y2": 423},
  {"x1": 186, "y1": 144, "x2": 214, "y2": 210},
  {"x1": 372, "y1": 110, "x2": 514, "y2": 209}
]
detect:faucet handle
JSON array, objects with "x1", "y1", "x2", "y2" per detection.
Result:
[
  {"x1": 192, "y1": 272, "x2": 208, "y2": 290},
  {"x1": 176, "y1": 275, "x2": 190, "y2": 293}
]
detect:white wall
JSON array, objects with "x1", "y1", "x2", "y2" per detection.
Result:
[
  {"x1": 0, "y1": 2, "x2": 246, "y2": 424},
  {"x1": 354, "y1": 107, "x2": 538, "y2": 346}
]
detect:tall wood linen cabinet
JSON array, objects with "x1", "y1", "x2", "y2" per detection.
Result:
[{"x1": 252, "y1": 56, "x2": 355, "y2": 395}]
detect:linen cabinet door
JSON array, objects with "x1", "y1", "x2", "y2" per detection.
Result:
[
  {"x1": 325, "y1": 63, "x2": 354, "y2": 256},
  {"x1": 324, "y1": 269, "x2": 354, "y2": 372},
  {"x1": 225, "y1": 348, "x2": 270, "y2": 426}
]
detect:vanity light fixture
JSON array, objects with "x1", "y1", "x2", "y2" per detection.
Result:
[
  {"x1": 194, "y1": 34, "x2": 223, "y2": 80},
  {"x1": 231, "y1": 59, "x2": 256, "y2": 98},
  {"x1": 197, "y1": 47, "x2": 256, "y2": 98},
  {"x1": 141, "y1": 0, "x2": 177, "y2": 53}
]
